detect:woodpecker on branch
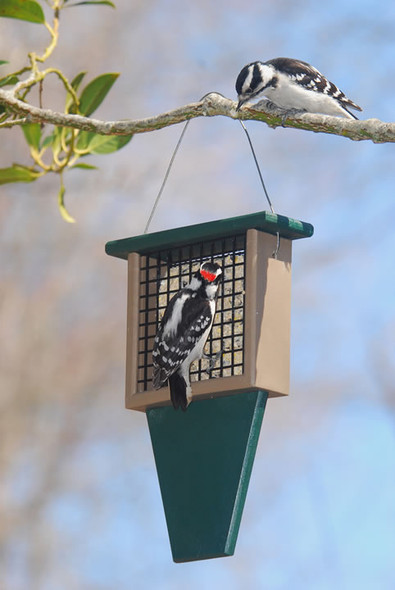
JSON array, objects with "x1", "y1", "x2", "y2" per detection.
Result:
[{"x1": 236, "y1": 57, "x2": 362, "y2": 119}]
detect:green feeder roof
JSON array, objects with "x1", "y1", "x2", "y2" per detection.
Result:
[{"x1": 105, "y1": 210, "x2": 313, "y2": 260}]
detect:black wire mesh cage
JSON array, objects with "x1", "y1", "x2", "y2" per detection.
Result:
[
  {"x1": 138, "y1": 234, "x2": 246, "y2": 392},
  {"x1": 105, "y1": 211, "x2": 314, "y2": 411}
]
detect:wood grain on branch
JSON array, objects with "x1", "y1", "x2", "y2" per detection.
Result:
[{"x1": 1, "y1": 89, "x2": 394, "y2": 143}]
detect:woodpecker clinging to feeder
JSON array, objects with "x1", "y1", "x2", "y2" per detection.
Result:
[
  {"x1": 236, "y1": 57, "x2": 362, "y2": 119},
  {"x1": 152, "y1": 261, "x2": 222, "y2": 411}
]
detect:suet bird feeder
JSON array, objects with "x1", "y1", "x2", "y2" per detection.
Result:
[{"x1": 106, "y1": 210, "x2": 313, "y2": 562}]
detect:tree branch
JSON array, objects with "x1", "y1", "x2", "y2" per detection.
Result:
[{"x1": 1, "y1": 89, "x2": 394, "y2": 143}]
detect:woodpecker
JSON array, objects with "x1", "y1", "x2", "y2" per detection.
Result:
[
  {"x1": 152, "y1": 261, "x2": 222, "y2": 411},
  {"x1": 236, "y1": 57, "x2": 362, "y2": 119}
]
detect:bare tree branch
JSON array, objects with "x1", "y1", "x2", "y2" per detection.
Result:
[{"x1": 1, "y1": 88, "x2": 394, "y2": 143}]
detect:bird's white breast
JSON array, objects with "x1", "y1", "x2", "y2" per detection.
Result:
[{"x1": 264, "y1": 71, "x2": 350, "y2": 117}]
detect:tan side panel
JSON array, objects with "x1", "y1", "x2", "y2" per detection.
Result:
[
  {"x1": 125, "y1": 252, "x2": 141, "y2": 406},
  {"x1": 255, "y1": 232, "x2": 292, "y2": 396}
]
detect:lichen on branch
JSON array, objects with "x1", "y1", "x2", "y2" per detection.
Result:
[{"x1": 1, "y1": 89, "x2": 394, "y2": 143}]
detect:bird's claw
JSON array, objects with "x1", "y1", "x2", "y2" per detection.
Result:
[
  {"x1": 252, "y1": 100, "x2": 306, "y2": 126},
  {"x1": 203, "y1": 351, "x2": 222, "y2": 375},
  {"x1": 279, "y1": 107, "x2": 307, "y2": 127}
]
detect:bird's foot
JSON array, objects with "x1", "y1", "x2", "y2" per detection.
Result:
[
  {"x1": 255, "y1": 100, "x2": 307, "y2": 126},
  {"x1": 278, "y1": 107, "x2": 307, "y2": 126},
  {"x1": 203, "y1": 351, "x2": 222, "y2": 375}
]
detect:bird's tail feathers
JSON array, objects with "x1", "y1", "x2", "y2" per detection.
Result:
[
  {"x1": 342, "y1": 106, "x2": 359, "y2": 120},
  {"x1": 152, "y1": 367, "x2": 168, "y2": 390},
  {"x1": 169, "y1": 372, "x2": 191, "y2": 411},
  {"x1": 340, "y1": 97, "x2": 362, "y2": 119}
]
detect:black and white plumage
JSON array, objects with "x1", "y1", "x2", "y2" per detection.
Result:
[
  {"x1": 236, "y1": 57, "x2": 362, "y2": 119},
  {"x1": 152, "y1": 261, "x2": 222, "y2": 411}
]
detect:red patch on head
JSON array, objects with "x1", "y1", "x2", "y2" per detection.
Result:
[{"x1": 200, "y1": 269, "x2": 217, "y2": 282}]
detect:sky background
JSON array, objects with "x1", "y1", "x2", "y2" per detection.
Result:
[{"x1": 1, "y1": 1, "x2": 395, "y2": 589}]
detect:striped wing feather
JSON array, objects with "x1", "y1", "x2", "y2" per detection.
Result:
[
  {"x1": 152, "y1": 292, "x2": 212, "y2": 388},
  {"x1": 266, "y1": 57, "x2": 362, "y2": 111}
]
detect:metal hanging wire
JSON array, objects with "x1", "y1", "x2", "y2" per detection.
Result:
[
  {"x1": 143, "y1": 92, "x2": 280, "y2": 256},
  {"x1": 238, "y1": 119, "x2": 275, "y2": 214},
  {"x1": 238, "y1": 118, "x2": 280, "y2": 258},
  {"x1": 144, "y1": 120, "x2": 191, "y2": 234}
]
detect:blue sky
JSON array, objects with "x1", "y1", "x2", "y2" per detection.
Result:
[{"x1": 1, "y1": 1, "x2": 395, "y2": 588}]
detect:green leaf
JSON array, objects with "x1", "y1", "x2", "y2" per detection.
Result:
[
  {"x1": 41, "y1": 131, "x2": 57, "y2": 149},
  {"x1": 70, "y1": 163, "x2": 98, "y2": 170},
  {"x1": 0, "y1": 164, "x2": 40, "y2": 184},
  {"x1": 75, "y1": 130, "x2": 91, "y2": 151},
  {"x1": 67, "y1": 1, "x2": 115, "y2": 6},
  {"x1": 0, "y1": 60, "x2": 9, "y2": 66},
  {"x1": 76, "y1": 130, "x2": 132, "y2": 154},
  {"x1": 41, "y1": 135, "x2": 54, "y2": 149},
  {"x1": 71, "y1": 71, "x2": 87, "y2": 92},
  {"x1": 58, "y1": 184, "x2": 75, "y2": 223},
  {"x1": 22, "y1": 123, "x2": 41, "y2": 151},
  {"x1": 0, "y1": 0, "x2": 45, "y2": 24},
  {"x1": 65, "y1": 71, "x2": 87, "y2": 113},
  {"x1": 78, "y1": 73, "x2": 119, "y2": 116},
  {"x1": 0, "y1": 74, "x2": 19, "y2": 87},
  {"x1": 91, "y1": 133, "x2": 132, "y2": 154},
  {"x1": 41, "y1": 127, "x2": 62, "y2": 153}
]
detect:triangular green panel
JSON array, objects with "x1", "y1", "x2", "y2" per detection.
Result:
[{"x1": 146, "y1": 390, "x2": 268, "y2": 562}]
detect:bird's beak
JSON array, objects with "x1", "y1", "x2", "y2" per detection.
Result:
[{"x1": 236, "y1": 98, "x2": 245, "y2": 112}]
